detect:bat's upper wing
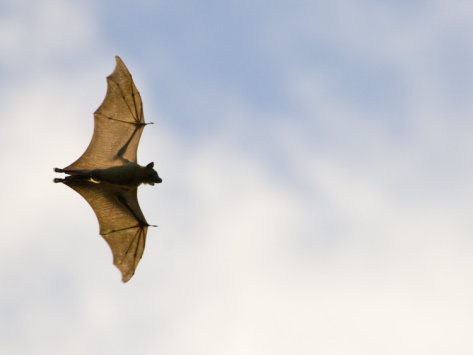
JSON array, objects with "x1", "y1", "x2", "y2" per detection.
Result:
[
  {"x1": 62, "y1": 179, "x2": 149, "y2": 282},
  {"x1": 66, "y1": 56, "x2": 146, "y2": 171}
]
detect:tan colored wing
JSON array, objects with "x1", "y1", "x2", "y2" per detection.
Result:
[
  {"x1": 102, "y1": 225, "x2": 148, "y2": 283},
  {"x1": 66, "y1": 56, "x2": 146, "y2": 171},
  {"x1": 63, "y1": 179, "x2": 149, "y2": 282}
]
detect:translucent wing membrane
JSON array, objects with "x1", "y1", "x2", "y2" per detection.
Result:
[
  {"x1": 66, "y1": 57, "x2": 146, "y2": 171},
  {"x1": 63, "y1": 179, "x2": 149, "y2": 282}
]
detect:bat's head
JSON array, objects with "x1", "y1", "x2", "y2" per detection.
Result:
[{"x1": 143, "y1": 162, "x2": 162, "y2": 185}]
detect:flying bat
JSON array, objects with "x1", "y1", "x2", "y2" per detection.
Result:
[{"x1": 54, "y1": 56, "x2": 162, "y2": 282}]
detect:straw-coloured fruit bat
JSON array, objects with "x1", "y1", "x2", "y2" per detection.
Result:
[{"x1": 54, "y1": 56, "x2": 162, "y2": 282}]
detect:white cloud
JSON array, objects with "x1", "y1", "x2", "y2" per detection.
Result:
[{"x1": 0, "y1": 0, "x2": 99, "y2": 69}]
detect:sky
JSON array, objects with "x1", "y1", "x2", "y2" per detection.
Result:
[{"x1": 2, "y1": 0, "x2": 473, "y2": 353}]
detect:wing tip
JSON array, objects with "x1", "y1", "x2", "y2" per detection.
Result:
[
  {"x1": 108, "y1": 56, "x2": 130, "y2": 79},
  {"x1": 115, "y1": 55, "x2": 124, "y2": 65},
  {"x1": 121, "y1": 273, "x2": 134, "y2": 283}
]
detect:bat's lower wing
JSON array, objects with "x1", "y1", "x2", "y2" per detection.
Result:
[
  {"x1": 62, "y1": 179, "x2": 149, "y2": 282},
  {"x1": 66, "y1": 56, "x2": 146, "y2": 171},
  {"x1": 102, "y1": 224, "x2": 148, "y2": 283}
]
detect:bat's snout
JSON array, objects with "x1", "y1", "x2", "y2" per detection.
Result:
[{"x1": 148, "y1": 174, "x2": 162, "y2": 185}]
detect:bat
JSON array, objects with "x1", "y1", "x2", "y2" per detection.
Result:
[{"x1": 54, "y1": 56, "x2": 162, "y2": 282}]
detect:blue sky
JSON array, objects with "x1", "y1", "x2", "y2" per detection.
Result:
[{"x1": 2, "y1": 0, "x2": 473, "y2": 353}]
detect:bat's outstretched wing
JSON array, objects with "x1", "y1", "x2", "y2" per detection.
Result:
[
  {"x1": 65, "y1": 56, "x2": 147, "y2": 171},
  {"x1": 61, "y1": 179, "x2": 150, "y2": 282}
]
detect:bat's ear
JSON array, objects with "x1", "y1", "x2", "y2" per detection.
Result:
[{"x1": 144, "y1": 161, "x2": 162, "y2": 184}]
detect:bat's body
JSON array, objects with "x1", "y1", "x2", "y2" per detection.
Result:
[
  {"x1": 55, "y1": 161, "x2": 160, "y2": 187},
  {"x1": 54, "y1": 56, "x2": 161, "y2": 282}
]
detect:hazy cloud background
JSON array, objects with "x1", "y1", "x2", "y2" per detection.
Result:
[{"x1": 2, "y1": 0, "x2": 473, "y2": 353}]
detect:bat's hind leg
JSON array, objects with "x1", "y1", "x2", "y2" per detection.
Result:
[
  {"x1": 54, "y1": 167, "x2": 93, "y2": 179},
  {"x1": 53, "y1": 176, "x2": 84, "y2": 183},
  {"x1": 55, "y1": 167, "x2": 89, "y2": 175}
]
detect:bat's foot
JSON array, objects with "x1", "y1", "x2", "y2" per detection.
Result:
[
  {"x1": 54, "y1": 167, "x2": 64, "y2": 173},
  {"x1": 53, "y1": 178, "x2": 65, "y2": 183}
]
